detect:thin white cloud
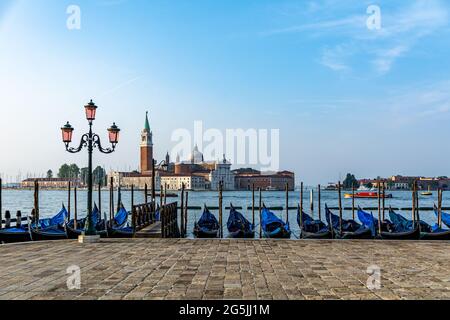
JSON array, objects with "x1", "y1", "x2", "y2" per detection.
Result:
[{"x1": 264, "y1": 0, "x2": 449, "y2": 75}]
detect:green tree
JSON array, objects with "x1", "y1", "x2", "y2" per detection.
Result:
[
  {"x1": 80, "y1": 167, "x2": 89, "y2": 185},
  {"x1": 93, "y1": 166, "x2": 106, "y2": 186},
  {"x1": 46, "y1": 170, "x2": 53, "y2": 179},
  {"x1": 343, "y1": 173, "x2": 359, "y2": 189},
  {"x1": 58, "y1": 164, "x2": 70, "y2": 178},
  {"x1": 69, "y1": 164, "x2": 80, "y2": 179}
]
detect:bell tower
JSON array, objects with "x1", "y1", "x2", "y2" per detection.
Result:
[{"x1": 140, "y1": 111, "x2": 153, "y2": 173}]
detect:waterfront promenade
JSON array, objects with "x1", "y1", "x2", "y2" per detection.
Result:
[{"x1": 0, "y1": 239, "x2": 449, "y2": 300}]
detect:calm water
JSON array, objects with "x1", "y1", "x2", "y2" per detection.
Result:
[{"x1": 1, "y1": 189, "x2": 446, "y2": 239}]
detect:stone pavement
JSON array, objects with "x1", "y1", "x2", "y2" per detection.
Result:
[{"x1": 0, "y1": 239, "x2": 449, "y2": 300}]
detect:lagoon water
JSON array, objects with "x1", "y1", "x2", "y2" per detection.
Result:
[{"x1": 1, "y1": 189, "x2": 447, "y2": 238}]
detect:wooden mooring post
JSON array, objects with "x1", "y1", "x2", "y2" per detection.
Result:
[
  {"x1": 338, "y1": 181, "x2": 343, "y2": 235},
  {"x1": 0, "y1": 178, "x2": 2, "y2": 229},
  {"x1": 382, "y1": 182, "x2": 386, "y2": 221},
  {"x1": 185, "y1": 192, "x2": 189, "y2": 237},
  {"x1": 109, "y1": 177, "x2": 113, "y2": 226},
  {"x1": 67, "y1": 181, "x2": 71, "y2": 221},
  {"x1": 180, "y1": 183, "x2": 185, "y2": 237},
  {"x1": 5, "y1": 211, "x2": 10, "y2": 228},
  {"x1": 74, "y1": 186, "x2": 78, "y2": 230},
  {"x1": 310, "y1": 189, "x2": 314, "y2": 218},
  {"x1": 259, "y1": 187, "x2": 262, "y2": 239},
  {"x1": 16, "y1": 211, "x2": 21, "y2": 228},
  {"x1": 318, "y1": 184, "x2": 321, "y2": 221},
  {"x1": 377, "y1": 180, "x2": 382, "y2": 235},
  {"x1": 219, "y1": 182, "x2": 223, "y2": 238},
  {"x1": 252, "y1": 184, "x2": 255, "y2": 226},
  {"x1": 34, "y1": 180, "x2": 39, "y2": 227},
  {"x1": 144, "y1": 183, "x2": 148, "y2": 205},
  {"x1": 98, "y1": 181, "x2": 102, "y2": 216},
  {"x1": 299, "y1": 182, "x2": 303, "y2": 230},
  {"x1": 285, "y1": 183, "x2": 289, "y2": 224},
  {"x1": 352, "y1": 183, "x2": 355, "y2": 220}
]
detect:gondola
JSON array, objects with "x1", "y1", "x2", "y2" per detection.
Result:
[
  {"x1": 65, "y1": 204, "x2": 108, "y2": 239},
  {"x1": 325, "y1": 205, "x2": 372, "y2": 239},
  {"x1": 193, "y1": 205, "x2": 220, "y2": 238},
  {"x1": 31, "y1": 226, "x2": 68, "y2": 241},
  {"x1": 378, "y1": 209, "x2": 421, "y2": 240},
  {"x1": 434, "y1": 205, "x2": 450, "y2": 228},
  {"x1": 404, "y1": 207, "x2": 450, "y2": 240},
  {"x1": 0, "y1": 226, "x2": 32, "y2": 243},
  {"x1": 357, "y1": 207, "x2": 394, "y2": 237},
  {"x1": 261, "y1": 205, "x2": 291, "y2": 239},
  {"x1": 227, "y1": 204, "x2": 255, "y2": 238},
  {"x1": 107, "y1": 205, "x2": 135, "y2": 238},
  {"x1": 30, "y1": 205, "x2": 69, "y2": 241},
  {"x1": 297, "y1": 208, "x2": 331, "y2": 239}
]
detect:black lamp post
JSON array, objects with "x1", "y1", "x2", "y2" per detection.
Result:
[{"x1": 61, "y1": 100, "x2": 120, "y2": 236}]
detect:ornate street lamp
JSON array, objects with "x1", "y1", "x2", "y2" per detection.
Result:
[{"x1": 61, "y1": 100, "x2": 120, "y2": 237}]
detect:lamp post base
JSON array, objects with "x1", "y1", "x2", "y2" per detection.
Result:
[{"x1": 78, "y1": 234, "x2": 101, "y2": 244}]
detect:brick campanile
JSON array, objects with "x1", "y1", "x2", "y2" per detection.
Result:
[{"x1": 140, "y1": 111, "x2": 153, "y2": 173}]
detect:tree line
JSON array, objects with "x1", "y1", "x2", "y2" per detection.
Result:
[{"x1": 46, "y1": 164, "x2": 107, "y2": 186}]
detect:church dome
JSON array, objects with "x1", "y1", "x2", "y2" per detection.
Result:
[{"x1": 189, "y1": 144, "x2": 204, "y2": 164}]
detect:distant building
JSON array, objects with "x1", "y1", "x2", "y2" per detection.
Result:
[
  {"x1": 21, "y1": 178, "x2": 81, "y2": 189},
  {"x1": 234, "y1": 170, "x2": 295, "y2": 191},
  {"x1": 160, "y1": 173, "x2": 206, "y2": 191}
]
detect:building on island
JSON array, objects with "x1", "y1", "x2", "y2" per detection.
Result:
[
  {"x1": 233, "y1": 169, "x2": 295, "y2": 191},
  {"x1": 21, "y1": 178, "x2": 81, "y2": 189}
]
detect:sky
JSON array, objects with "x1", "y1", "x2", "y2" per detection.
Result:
[{"x1": 1, "y1": 0, "x2": 450, "y2": 184}]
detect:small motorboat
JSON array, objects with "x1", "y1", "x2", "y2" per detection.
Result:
[
  {"x1": 421, "y1": 187, "x2": 433, "y2": 196},
  {"x1": 344, "y1": 192, "x2": 393, "y2": 199}
]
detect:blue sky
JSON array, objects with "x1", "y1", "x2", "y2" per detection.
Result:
[{"x1": 1, "y1": 0, "x2": 450, "y2": 184}]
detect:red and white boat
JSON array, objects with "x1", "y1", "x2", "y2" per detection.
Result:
[{"x1": 344, "y1": 192, "x2": 393, "y2": 199}]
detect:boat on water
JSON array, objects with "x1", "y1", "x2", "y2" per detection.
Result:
[
  {"x1": 357, "y1": 207, "x2": 394, "y2": 237},
  {"x1": 434, "y1": 204, "x2": 450, "y2": 228},
  {"x1": 65, "y1": 204, "x2": 108, "y2": 239},
  {"x1": 297, "y1": 208, "x2": 331, "y2": 239},
  {"x1": 378, "y1": 209, "x2": 421, "y2": 240},
  {"x1": 30, "y1": 205, "x2": 69, "y2": 241},
  {"x1": 107, "y1": 204, "x2": 134, "y2": 238},
  {"x1": 325, "y1": 205, "x2": 372, "y2": 239},
  {"x1": 421, "y1": 186, "x2": 433, "y2": 196},
  {"x1": 0, "y1": 226, "x2": 31, "y2": 243},
  {"x1": 261, "y1": 205, "x2": 291, "y2": 239},
  {"x1": 344, "y1": 192, "x2": 393, "y2": 199},
  {"x1": 193, "y1": 205, "x2": 220, "y2": 238},
  {"x1": 227, "y1": 204, "x2": 255, "y2": 238}
]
